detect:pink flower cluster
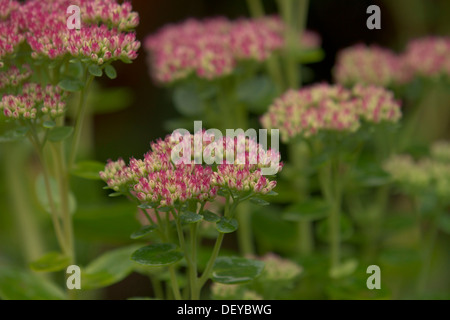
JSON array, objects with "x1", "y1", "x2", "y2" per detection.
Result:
[
  {"x1": 402, "y1": 36, "x2": 450, "y2": 79},
  {"x1": 100, "y1": 132, "x2": 281, "y2": 209},
  {"x1": 0, "y1": 0, "x2": 140, "y2": 65},
  {"x1": 145, "y1": 16, "x2": 321, "y2": 83},
  {"x1": 334, "y1": 37, "x2": 450, "y2": 87},
  {"x1": 82, "y1": 0, "x2": 139, "y2": 31},
  {"x1": 261, "y1": 83, "x2": 402, "y2": 142},
  {"x1": 0, "y1": 64, "x2": 32, "y2": 89},
  {"x1": 1, "y1": 83, "x2": 68, "y2": 119},
  {"x1": 333, "y1": 44, "x2": 409, "y2": 87},
  {"x1": 0, "y1": 0, "x2": 19, "y2": 19}
]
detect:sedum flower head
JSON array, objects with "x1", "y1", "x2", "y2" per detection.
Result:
[
  {"x1": 401, "y1": 36, "x2": 450, "y2": 79},
  {"x1": 0, "y1": 64, "x2": 32, "y2": 89},
  {"x1": 1, "y1": 83, "x2": 68, "y2": 119},
  {"x1": 19, "y1": 0, "x2": 140, "y2": 64},
  {"x1": 144, "y1": 16, "x2": 321, "y2": 84},
  {"x1": 261, "y1": 83, "x2": 401, "y2": 142},
  {"x1": 101, "y1": 132, "x2": 281, "y2": 208},
  {"x1": 334, "y1": 44, "x2": 409, "y2": 86},
  {"x1": 352, "y1": 84, "x2": 402, "y2": 123},
  {"x1": 260, "y1": 253, "x2": 302, "y2": 282},
  {"x1": 384, "y1": 141, "x2": 450, "y2": 199}
]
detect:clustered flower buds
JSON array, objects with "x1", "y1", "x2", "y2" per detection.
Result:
[
  {"x1": 0, "y1": 83, "x2": 68, "y2": 119},
  {"x1": 1, "y1": 0, "x2": 140, "y2": 65},
  {"x1": 0, "y1": 64, "x2": 32, "y2": 89},
  {"x1": 100, "y1": 132, "x2": 281, "y2": 209},
  {"x1": 384, "y1": 141, "x2": 450, "y2": 200},
  {"x1": 334, "y1": 37, "x2": 450, "y2": 87},
  {"x1": 144, "y1": 16, "x2": 321, "y2": 83},
  {"x1": 82, "y1": 0, "x2": 139, "y2": 32},
  {"x1": 402, "y1": 36, "x2": 450, "y2": 79},
  {"x1": 261, "y1": 83, "x2": 402, "y2": 142},
  {"x1": 259, "y1": 253, "x2": 302, "y2": 281},
  {"x1": 333, "y1": 44, "x2": 409, "y2": 87}
]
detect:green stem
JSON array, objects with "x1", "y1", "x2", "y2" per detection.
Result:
[
  {"x1": 417, "y1": 210, "x2": 442, "y2": 295},
  {"x1": 4, "y1": 144, "x2": 46, "y2": 262},
  {"x1": 68, "y1": 74, "x2": 94, "y2": 169},
  {"x1": 27, "y1": 134, "x2": 67, "y2": 254},
  {"x1": 149, "y1": 276, "x2": 164, "y2": 300},
  {"x1": 168, "y1": 265, "x2": 182, "y2": 300},
  {"x1": 50, "y1": 142, "x2": 74, "y2": 263},
  {"x1": 319, "y1": 156, "x2": 343, "y2": 276},
  {"x1": 197, "y1": 232, "x2": 225, "y2": 289},
  {"x1": 189, "y1": 223, "x2": 199, "y2": 300},
  {"x1": 246, "y1": 0, "x2": 264, "y2": 17}
]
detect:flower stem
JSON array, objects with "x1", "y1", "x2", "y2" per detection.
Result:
[
  {"x1": 189, "y1": 223, "x2": 199, "y2": 300},
  {"x1": 68, "y1": 74, "x2": 94, "y2": 169},
  {"x1": 27, "y1": 133, "x2": 67, "y2": 254}
]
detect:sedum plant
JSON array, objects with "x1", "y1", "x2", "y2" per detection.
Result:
[{"x1": 100, "y1": 131, "x2": 282, "y2": 300}]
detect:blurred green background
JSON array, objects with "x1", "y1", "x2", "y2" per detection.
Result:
[{"x1": 1, "y1": 0, "x2": 450, "y2": 299}]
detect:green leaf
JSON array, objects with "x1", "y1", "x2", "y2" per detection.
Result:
[
  {"x1": 138, "y1": 203, "x2": 153, "y2": 209},
  {"x1": 83, "y1": 245, "x2": 141, "y2": 290},
  {"x1": 250, "y1": 197, "x2": 270, "y2": 206},
  {"x1": 130, "y1": 225, "x2": 157, "y2": 240},
  {"x1": 47, "y1": 126, "x2": 74, "y2": 142},
  {"x1": 70, "y1": 160, "x2": 105, "y2": 180},
  {"x1": 0, "y1": 266, "x2": 67, "y2": 300},
  {"x1": 180, "y1": 211, "x2": 203, "y2": 224},
  {"x1": 58, "y1": 78, "x2": 84, "y2": 92},
  {"x1": 172, "y1": 83, "x2": 204, "y2": 116},
  {"x1": 293, "y1": 48, "x2": 325, "y2": 64},
  {"x1": 216, "y1": 217, "x2": 238, "y2": 233},
  {"x1": 88, "y1": 64, "x2": 103, "y2": 77},
  {"x1": 157, "y1": 206, "x2": 171, "y2": 212},
  {"x1": 212, "y1": 257, "x2": 265, "y2": 284},
  {"x1": 282, "y1": 198, "x2": 329, "y2": 222},
  {"x1": 0, "y1": 127, "x2": 29, "y2": 143},
  {"x1": 30, "y1": 252, "x2": 71, "y2": 272},
  {"x1": 203, "y1": 210, "x2": 220, "y2": 223},
  {"x1": 43, "y1": 120, "x2": 56, "y2": 129},
  {"x1": 104, "y1": 64, "x2": 117, "y2": 79},
  {"x1": 236, "y1": 76, "x2": 277, "y2": 113},
  {"x1": 131, "y1": 243, "x2": 183, "y2": 267},
  {"x1": 108, "y1": 192, "x2": 122, "y2": 197},
  {"x1": 35, "y1": 174, "x2": 77, "y2": 215}
]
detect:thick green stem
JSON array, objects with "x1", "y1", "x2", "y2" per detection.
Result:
[
  {"x1": 189, "y1": 223, "x2": 199, "y2": 300},
  {"x1": 319, "y1": 157, "x2": 343, "y2": 276},
  {"x1": 51, "y1": 143, "x2": 74, "y2": 263},
  {"x1": 4, "y1": 144, "x2": 46, "y2": 262},
  {"x1": 68, "y1": 74, "x2": 94, "y2": 169},
  {"x1": 197, "y1": 232, "x2": 225, "y2": 289},
  {"x1": 289, "y1": 142, "x2": 313, "y2": 256},
  {"x1": 27, "y1": 134, "x2": 67, "y2": 254}
]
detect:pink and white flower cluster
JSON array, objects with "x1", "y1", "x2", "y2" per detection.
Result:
[
  {"x1": 144, "y1": 16, "x2": 321, "y2": 83},
  {"x1": 1, "y1": 83, "x2": 68, "y2": 119},
  {"x1": 100, "y1": 132, "x2": 281, "y2": 208},
  {"x1": 334, "y1": 37, "x2": 450, "y2": 87},
  {"x1": 261, "y1": 83, "x2": 402, "y2": 142},
  {"x1": 333, "y1": 44, "x2": 409, "y2": 87},
  {"x1": 0, "y1": 64, "x2": 32, "y2": 89},
  {"x1": 0, "y1": 0, "x2": 140, "y2": 65}
]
